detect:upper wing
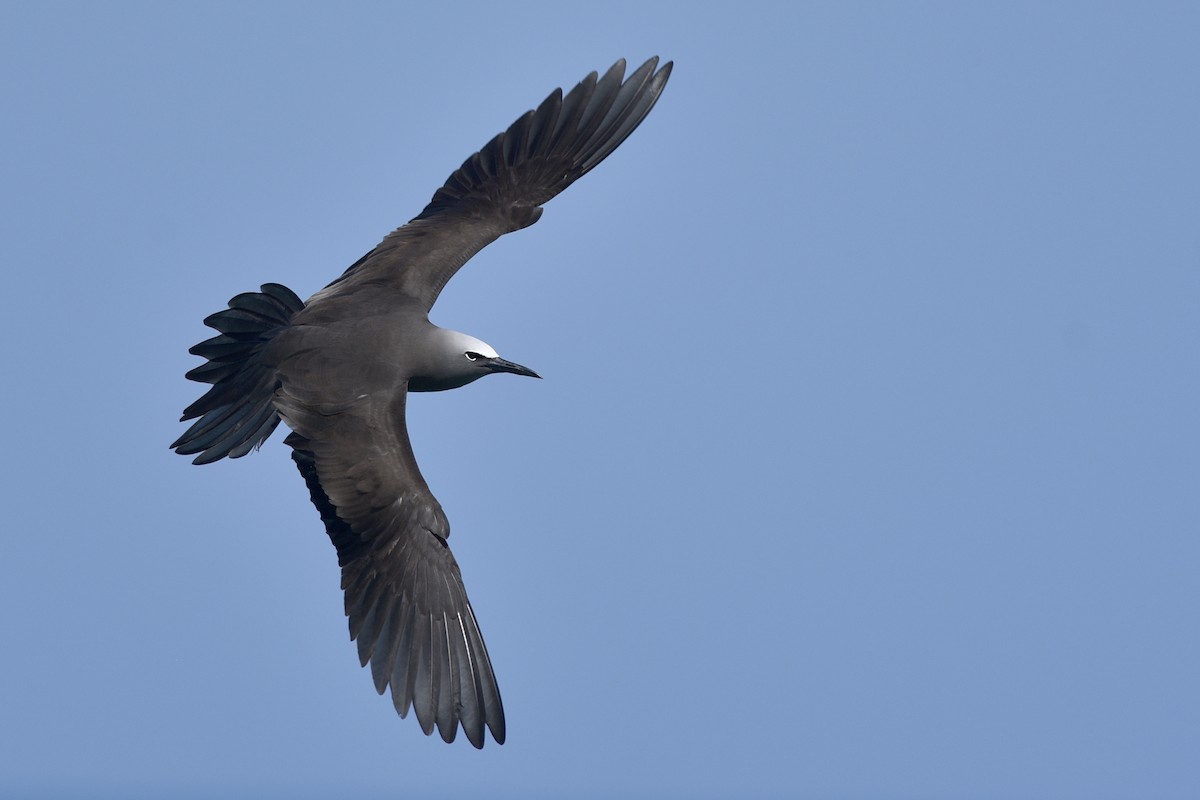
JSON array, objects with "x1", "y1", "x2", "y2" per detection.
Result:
[
  {"x1": 276, "y1": 388, "x2": 504, "y2": 748},
  {"x1": 313, "y1": 56, "x2": 672, "y2": 311}
]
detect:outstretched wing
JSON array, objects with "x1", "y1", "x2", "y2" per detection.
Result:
[
  {"x1": 313, "y1": 56, "x2": 672, "y2": 311},
  {"x1": 277, "y1": 388, "x2": 504, "y2": 748}
]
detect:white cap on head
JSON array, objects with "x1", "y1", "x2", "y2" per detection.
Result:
[{"x1": 446, "y1": 329, "x2": 499, "y2": 359}]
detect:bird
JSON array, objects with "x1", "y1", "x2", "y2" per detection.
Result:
[{"x1": 170, "y1": 57, "x2": 672, "y2": 749}]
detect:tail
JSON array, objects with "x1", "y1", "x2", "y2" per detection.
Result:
[{"x1": 171, "y1": 283, "x2": 304, "y2": 465}]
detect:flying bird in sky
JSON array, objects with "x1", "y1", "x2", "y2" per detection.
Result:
[{"x1": 171, "y1": 57, "x2": 672, "y2": 748}]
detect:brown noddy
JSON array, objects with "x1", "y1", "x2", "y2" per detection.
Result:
[{"x1": 171, "y1": 57, "x2": 672, "y2": 748}]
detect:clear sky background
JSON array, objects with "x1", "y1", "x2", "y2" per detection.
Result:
[{"x1": 2, "y1": 2, "x2": 1197, "y2": 798}]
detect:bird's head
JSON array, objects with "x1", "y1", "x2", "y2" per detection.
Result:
[{"x1": 409, "y1": 327, "x2": 541, "y2": 393}]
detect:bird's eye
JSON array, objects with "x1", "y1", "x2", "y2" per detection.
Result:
[{"x1": 465, "y1": 351, "x2": 481, "y2": 362}]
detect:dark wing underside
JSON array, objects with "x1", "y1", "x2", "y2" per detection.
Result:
[
  {"x1": 277, "y1": 388, "x2": 504, "y2": 748},
  {"x1": 316, "y1": 56, "x2": 672, "y2": 311}
]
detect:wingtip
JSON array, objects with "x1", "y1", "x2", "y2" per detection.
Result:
[{"x1": 633, "y1": 55, "x2": 671, "y2": 76}]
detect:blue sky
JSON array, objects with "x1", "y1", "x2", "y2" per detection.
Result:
[{"x1": 2, "y1": 2, "x2": 1197, "y2": 798}]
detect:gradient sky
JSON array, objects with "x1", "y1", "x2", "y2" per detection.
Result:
[{"x1": 2, "y1": 2, "x2": 1198, "y2": 798}]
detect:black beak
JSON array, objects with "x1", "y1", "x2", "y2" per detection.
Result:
[{"x1": 488, "y1": 357, "x2": 541, "y2": 379}]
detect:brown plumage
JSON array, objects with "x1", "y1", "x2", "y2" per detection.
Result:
[{"x1": 172, "y1": 57, "x2": 672, "y2": 748}]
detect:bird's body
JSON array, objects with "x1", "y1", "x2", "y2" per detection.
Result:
[{"x1": 172, "y1": 57, "x2": 671, "y2": 748}]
